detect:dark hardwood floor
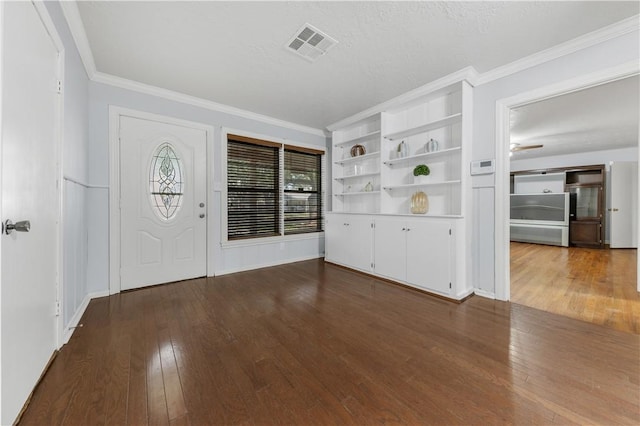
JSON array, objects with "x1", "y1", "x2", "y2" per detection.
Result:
[{"x1": 20, "y1": 259, "x2": 640, "y2": 425}]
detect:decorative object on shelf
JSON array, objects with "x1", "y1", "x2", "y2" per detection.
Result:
[
  {"x1": 350, "y1": 144, "x2": 366, "y2": 157},
  {"x1": 363, "y1": 181, "x2": 373, "y2": 192},
  {"x1": 543, "y1": 188, "x2": 552, "y2": 193},
  {"x1": 425, "y1": 138, "x2": 439, "y2": 153},
  {"x1": 410, "y1": 191, "x2": 429, "y2": 214},
  {"x1": 413, "y1": 164, "x2": 431, "y2": 184},
  {"x1": 397, "y1": 140, "x2": 408, "y2": 158}
]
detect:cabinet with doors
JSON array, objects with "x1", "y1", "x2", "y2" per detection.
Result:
[
  {"x1": 326, "y1": 78, "x2": 473, "y2": 300},
  {"x1": 565, "y1": 165, "x2": 605, "y2": 248},
  {"x1": 324, "y1": 213, "x2": 373, "y2": 273},
  {"x1": 373, "y1": 216, "x2": 455, "y2": 296}
]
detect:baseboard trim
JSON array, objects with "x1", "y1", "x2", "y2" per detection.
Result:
[
  {"x1": 324, "y1": 259, "x2": 472, "y2": 304},
  {"x1": 214, "y1": 254, "x2": 324, "y2": 276},
  {"x1": 473, "y1": 289, "x2": 496, "y2": 300},
  {"x1": 63, "y1": 290, "x2": 110, "y2": 344}
]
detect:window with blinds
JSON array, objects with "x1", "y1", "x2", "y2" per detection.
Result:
[
  {"x1": 227, "y1": 139, "x2": 280, "y2": 240},
  {"x1": 226, "y1": 134, "x2": 324, "y2": 241},
  {"x1": 284, "y1": 148, "x2": 323, "y2": 235}
]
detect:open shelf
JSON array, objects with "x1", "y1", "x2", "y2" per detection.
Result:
[
  {"x1": 383, "y1": 113, "x2": 462, "y2": 141},
  {"x1": 383, "y1": 147, "x2": 461, "y2": 166},
  {"x1": 383, "y1": 180, "x2": 461, "y2": 190},
  {"x1": 334, "y1": 171, "x2": 379, "y2": 181},
  {"x1": 334, "y1": 190, "x2": 381, "y2": 196},
  {"x1": 334, "y1": 151, "x2": 380, "y2": 165},
  {"x1": 334, "y1": 130, "x2": 381, "y2": 148}
]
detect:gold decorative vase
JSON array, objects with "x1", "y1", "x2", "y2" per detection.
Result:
[{"x1": 410, "y1": 191, "x2": 429, "y2": 214}]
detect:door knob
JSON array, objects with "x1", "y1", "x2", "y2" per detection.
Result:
[
  {"x1": 199, "y1": 202, "x2": 205, "y2": 208},
  {"x1": 3, "y1": 219, "x2": 30, "y2": 235},
  {"x1": 199, "y1": 213, "x2": 205, "y2": 218}
]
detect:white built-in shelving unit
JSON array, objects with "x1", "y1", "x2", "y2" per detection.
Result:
[{"x1": 326, "y1": 79, "x2": 473, "y2": 300}]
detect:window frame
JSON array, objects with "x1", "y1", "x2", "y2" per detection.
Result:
[{"x1": 221, "y1": 129, "x2": 325, "y2": 247}]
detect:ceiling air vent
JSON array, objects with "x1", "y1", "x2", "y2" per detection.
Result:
[{"x1": 286, "y1": 23, "x2": 337, "y2": 62}]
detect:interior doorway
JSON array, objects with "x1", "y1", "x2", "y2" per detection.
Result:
[{"x1": 495, "y1": 63, "x2": 640, "y2": 332}]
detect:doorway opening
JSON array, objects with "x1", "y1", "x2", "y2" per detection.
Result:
[{"x1": 495, "y1": 64, "x2": 640, "y2": 333}]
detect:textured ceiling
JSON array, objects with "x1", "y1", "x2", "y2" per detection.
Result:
[
  {"x1": 77, "y1": 1, "x2": 639, "y2": 129},
  {"x1": 510, "y1": 75, "x2": 639, "y2": 159}
]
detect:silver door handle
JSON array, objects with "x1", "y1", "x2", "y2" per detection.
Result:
[
  {"x1": 199, "y1": 213, "x2": 205, "y2": 218},
  {"x1": 3, "y1": 219, "x2": 30, "y2": 235}
]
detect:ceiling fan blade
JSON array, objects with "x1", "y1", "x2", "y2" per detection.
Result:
[{"x1": 511, "y1": 144, "x2": 543, "y2": 152}]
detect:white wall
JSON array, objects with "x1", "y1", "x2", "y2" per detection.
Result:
[
  {"x1": 87, "y1": 82, "x2": 329, "y2": 293},
  {"x1": 471, "y1": 29, "x2": 640, "y2": 297},
  {"x1": 43, "y1": 1, "x2": 91, "y2": 338}
]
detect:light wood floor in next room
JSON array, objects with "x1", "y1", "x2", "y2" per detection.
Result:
[
  {"x1": 511, "y1": 242, "x2": 639, "y2": 334},
  {"x1": 19, "y1": 259, "x2": 639, "y2": 425}
]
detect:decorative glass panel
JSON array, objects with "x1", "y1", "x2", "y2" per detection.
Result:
[{"x1": 149, "y1": 142, "x2": 183, "y2": 220}]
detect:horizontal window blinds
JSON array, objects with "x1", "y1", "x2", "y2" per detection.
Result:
[
  {"x1": 227, "y1": 140, "x2": 280, "y2": 240},
  {"x1": 284, "y1": 148, "x2": 323, "y2": 235}
]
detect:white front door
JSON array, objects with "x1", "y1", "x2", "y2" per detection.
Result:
[
  {"x1": 609, "y1": 161, "x2": 638, "y2": 248},
  {"x1": 1, "y1": 2, "x2": 60, "y2": 424},
  {"x1": 119, "y1": 115, "x2": 207, "y2": 290}
]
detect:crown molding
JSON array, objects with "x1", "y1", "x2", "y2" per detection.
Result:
[
  {"x1": 92, "y1": 72, "x2": 327, "y2": 137},
  {"x1": 60, "y1": 1, "x2": 325, "y2": 137},
  {"x1": 327, "y1": 66, "x2": 479, "y2": 131},
  {"x1": 475, "y1": 14, "x2": 640, "y2": 86},
  {"x1": 59, "y1": 0, "x2": 96, "y2": 79}
]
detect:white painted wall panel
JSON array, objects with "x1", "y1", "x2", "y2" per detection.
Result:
[
  {"x1": 63, "y1": 181, "x2": 87, "y2": 329},
  {"x1": 43, "y1": 1, "x2": 91, "y2": 330}
]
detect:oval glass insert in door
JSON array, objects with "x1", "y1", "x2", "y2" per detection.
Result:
[{"x1": 149, "y1": 142, "x2": 184, "y2": 220}]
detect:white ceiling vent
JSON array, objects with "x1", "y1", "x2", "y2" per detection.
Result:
[{"x1": 286, "y1": 23, "x2": 337, "y2": 62}]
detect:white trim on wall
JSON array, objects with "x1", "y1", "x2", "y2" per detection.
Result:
[
  {"x1": 108, "y1": 106, "x2": 215, "y2": 295},
  {"x1": 476, "y1": 15, "x2": 640, "y2": 86},
  {"x1": 59, "y1": 0, "x2": 95, "y2": 79},
  {"x1": 494, "y1": 60, "x2": 640, "y2": 301}
]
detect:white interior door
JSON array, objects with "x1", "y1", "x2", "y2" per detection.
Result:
[
  {"x1": 609, "y1": 161, "x2": 638, "y2": 248},
  {"x1": 1, "y1": 2, "x2": 60, "y2": 424},
  {"x1": 120, "y1": 116, "x2": 207, "y2": 290}
]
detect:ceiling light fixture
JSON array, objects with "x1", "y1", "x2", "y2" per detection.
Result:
[{"x1": 286, "y1": 23, "x2": 337, "y2": 62}]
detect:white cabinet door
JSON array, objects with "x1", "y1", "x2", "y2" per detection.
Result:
[
  {"x1": 348, "y1": 217, "x2": 374, "y2": 272},
  {"x1": 325, "y1": 214, "x2": 349, "y2": 264},
  {"x1": 406, "y1": 220, "x2": 452, "y2": 295},
  {"x1": 373, "y1": 217, "x2": 406, "y2": 281},
  {"x1": 325, "y1": 214, "x2": 373, "y2": 272}
]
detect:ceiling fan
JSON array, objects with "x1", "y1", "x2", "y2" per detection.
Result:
[{"x1": 510, "y1": 142, "x2": 543, "y2": 155}]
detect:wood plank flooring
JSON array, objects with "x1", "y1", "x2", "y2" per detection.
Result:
[
  {"x1": 20, "y1": 259, "x2": 640, "y2": 425},
  {"x1": 511, "y1": 242, "x2": 639, "y2": 334}
]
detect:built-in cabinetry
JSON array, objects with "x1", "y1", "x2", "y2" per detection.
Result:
[
  {"x1": 324, "y1": 213, "x2": 373, "y2": 273},
  {"x1": 327, "y1": 79, "x2": 473, "y2": 300},
  {"x1": 325, "y1": 213, "x2": 462, "y2": 298},
  {"x1": 565, "y1": 166, "x2": 605, "y2": 248}
]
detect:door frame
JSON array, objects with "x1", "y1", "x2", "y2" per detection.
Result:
[
  {"x1": 494, "y1": 60, "x2": 640, "y2": 300},
  {"x1": 108, "y1": 107, "x2": 214, "y2": 295}
]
